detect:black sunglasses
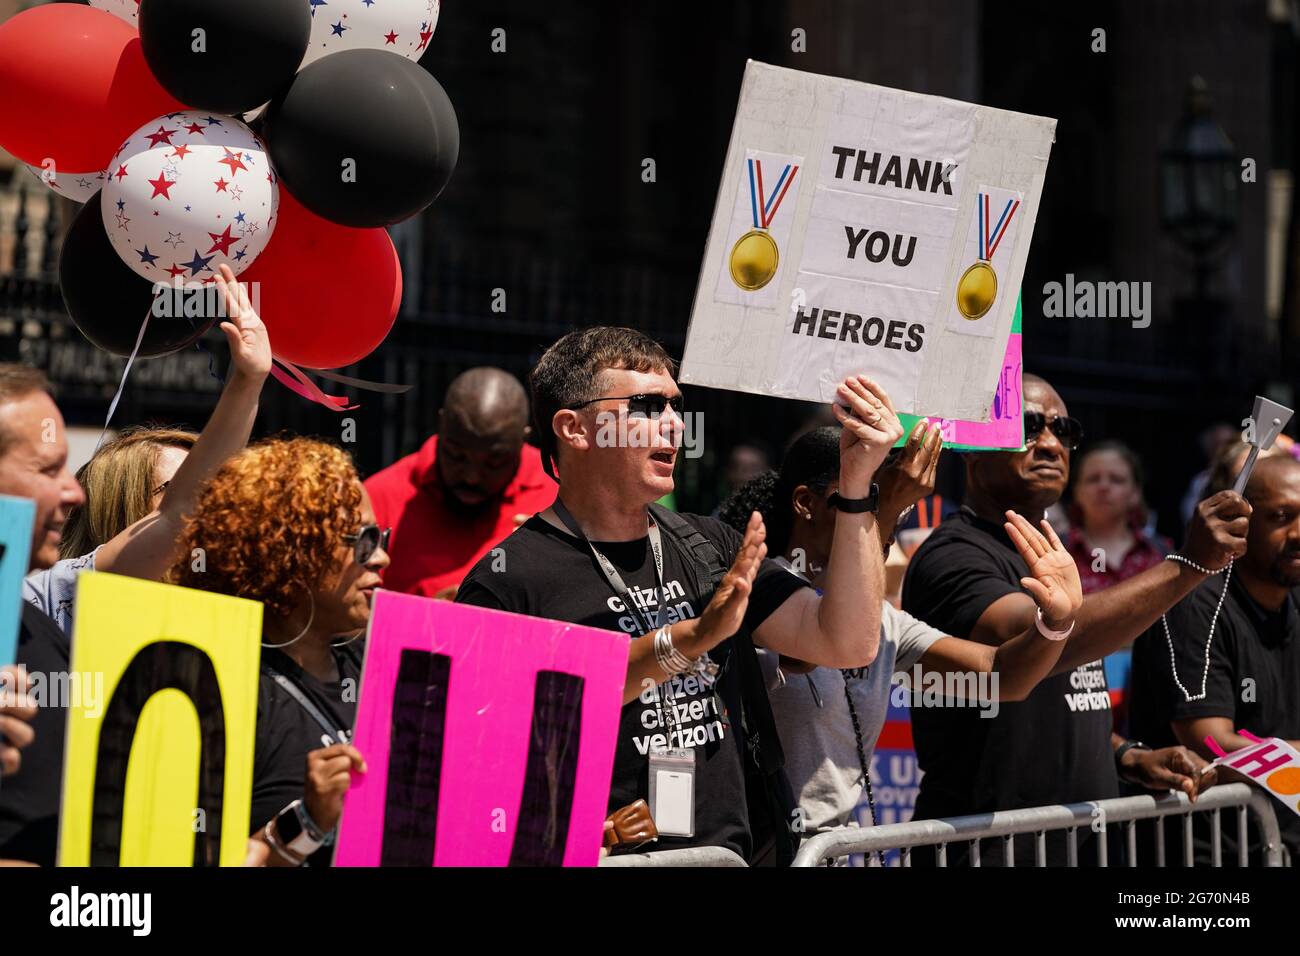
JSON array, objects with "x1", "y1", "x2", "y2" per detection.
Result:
[
  {"x1": 568, "y1": 393, "x2": 685, "y2": 418},
  {"x1": 342, "y1": 524, "x2": 391, "y2": 565},
  {"x1": 1024, "y1": 411, "x2": 1084, "y2": 450}
]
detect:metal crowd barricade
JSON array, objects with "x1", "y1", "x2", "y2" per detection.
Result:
[
  {"x1": 791, "y1": 783, "x2": 1285, "y2": 868},
  {"x1": 599, "y1": 846, "x2": 748, "y2": 867}
]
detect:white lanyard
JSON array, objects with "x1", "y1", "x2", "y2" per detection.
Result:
[{"x1": 551, "y1": 498, "x2": 666, "y2": 634}]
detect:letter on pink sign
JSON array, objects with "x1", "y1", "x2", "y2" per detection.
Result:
[{"x1": 1226, "y1": 742, "x2": 1293, "y2": 778}]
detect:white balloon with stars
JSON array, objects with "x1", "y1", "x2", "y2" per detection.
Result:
[
  {"x1": 300, "y1": 0, "x2": 440, "y2": 71},
  {"x1": 102, "y1": 111, "x2": 279, "y2": 285},
  {"x1": 87, "y1": 0, "x2": 139, "y2": 28},
  {"x1": 26, "y1": 165, "x2": 106, "y2": 205}
]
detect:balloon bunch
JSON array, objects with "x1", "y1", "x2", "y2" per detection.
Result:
[{"x1": 0, "y1": 0, "x2": 456, "y2": 374}]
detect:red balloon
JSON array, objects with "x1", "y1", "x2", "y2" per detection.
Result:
[
  {"x1": 243, "y1": 189, "x2": 401, "y2": 368},
  {"x1": 0, "y1": 5, "x2": 183, "y2": 171}
]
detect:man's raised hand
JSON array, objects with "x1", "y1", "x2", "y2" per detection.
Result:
[
  {"x1": 1004, "y1": 510, "x2": 1083, "y2": 629},
  {"x1": 695, "y1": 511, "x2": 767, "y2": 652},
  {"x1": 833, "y1": 376, "x2": 905, "y2": 497},
  {"x1": 1183, "y1": 490, "x2": 1251, "y2": 572}
]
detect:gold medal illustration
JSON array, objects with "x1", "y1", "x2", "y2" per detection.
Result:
[
  {"x1": 956, "y1": 261, "x2": 997, "y2": 319},
  {"x1": 730, "y1": 228, "x2": 779, "y2": 291},
  {"x1": 730, "y1": 157, "x2": 798, "y2": 293},
  {"x1": 958, "y1": 192, "x2": 1020, "y2": 320}
]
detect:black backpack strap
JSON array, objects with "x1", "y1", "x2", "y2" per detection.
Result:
[
  {"x1": 648, "y1": 505, "x2": 728, "y2": 589},
  {"x1": 650, "y1": 506, "x2": 799, "y2": 864},
  {"x1": 649, "y1": 506, "x2": 788, "y2": 777}
]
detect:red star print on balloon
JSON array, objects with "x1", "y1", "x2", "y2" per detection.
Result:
[
  {"x1": 218, "y1": 148, "x2": 249, "y2": 177},
  {"x1": 206, "y1": 225, "x2": 239, "y2": 256},
  {"x1": 148, "y1": 173, "x2": 175, "y2": 199},
  {"x1": 145, "y1": 126, "x2": 179, "y2": 148}
]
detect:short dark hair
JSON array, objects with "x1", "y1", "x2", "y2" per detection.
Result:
[
  {"x1": 529, "y1": 327, "x2": 676, "y2": 477},
  {"x1": 718, "y1": 426, "x2": 841, "y2": 553},
  {"x1": 0, "y1": 363, "x2": 54, "y2": 457}
]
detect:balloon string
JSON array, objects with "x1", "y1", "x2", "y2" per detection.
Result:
[
  {"x1": 305, "y1": 368, "x2": 412, "y2": 394},
  {"x1": 270, "y1": 358, "x2": 358, "y2": 411},
  {"x1": 97, "y1": 309, "x2": 153, "y2": 451}
]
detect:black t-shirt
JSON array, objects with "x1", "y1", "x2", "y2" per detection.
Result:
[
  {"x1": 251, "y1": 643, "x2": 362, "y2": 865},
  {"x1": 901, "y1": 510, "x2": 1118, "y2": 863},
  {"x1": 0, "y1": 603, "x2": 70, "y2": 865},
  {"x1": 1130, "y1": 573, "x2": 1300, "y2": 859},
  {"x1": 456, "y1": 512, "x2": 807, "y2": 862}
]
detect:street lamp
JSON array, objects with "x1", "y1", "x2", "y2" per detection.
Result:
[{"x1": 1159, "y1": 76, "x2": 1239, "y2": 299}]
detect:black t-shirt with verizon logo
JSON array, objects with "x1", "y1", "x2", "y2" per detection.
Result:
[
  {"x1": 456, "y1": 512, "x2": 807, "y2": 862},
  {"x1": 901, "y1": 510, "x2": 1117, "y2": 864}
]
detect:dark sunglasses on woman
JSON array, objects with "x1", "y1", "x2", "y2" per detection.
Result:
[
  {"x1": 1024, "y1": 411, "x2": 1084, "y2": 451},
  {"x1": 568, "y1": 393, "x2": 685, "y2": 418},
  {"x1": 343, "y1": 524, "x2": 391, "y2": 565}
]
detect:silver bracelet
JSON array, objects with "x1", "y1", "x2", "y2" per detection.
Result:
[
  {"x1": 653, "y1": 625, "x2": 695, "y2": 676},
  {"x1": 1165, "y1": 553, "x2": 1228, "y2": 576}
]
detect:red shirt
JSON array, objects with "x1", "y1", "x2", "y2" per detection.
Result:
[
  {"x1": 1066, "y1": 525, "x2": 1171, "y2": 595},
  {"x1": 365, "y1": 436, "x2": 556, "y2": 598}
]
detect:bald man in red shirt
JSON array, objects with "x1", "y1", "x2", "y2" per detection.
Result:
[{"x1": 366, "y1": 368, "x2": 555, "y2": 599}]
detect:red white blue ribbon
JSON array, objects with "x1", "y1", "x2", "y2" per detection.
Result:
[
  {"x1": 978, "y1": 192, "x2": 1020, "y2": 261},
  {"x1": 747, "y1": 159, "x2": 800, "y2": 230}
]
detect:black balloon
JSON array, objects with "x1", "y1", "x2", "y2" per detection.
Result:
[
  {"x1": 139, "y1": 0, "x2": 310, "y2": 115},
  {"x1": 60, "y1": 194, "x2": 218, "y2": 358},
  {"x1": 262, "y1": 50, "x2": 460, "y2": 228}
]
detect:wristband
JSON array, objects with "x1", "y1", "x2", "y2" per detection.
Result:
[
  {"x1": 828, "y1": 484, "x2": 880, "y2": 515},
  {"x1": 264, "y1": 821, "x2": 305, "y2": 867},
  {"x1": 273, "y1": 799, "x2": 324, "y2": 862},
  {"x1": 1034, "y1": 607, "x2": 1075, "y2": 642},
  {"x1": 1114, "y1": 739, "x2": 1152, "y2": 782}
]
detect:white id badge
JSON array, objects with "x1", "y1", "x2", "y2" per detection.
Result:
[{"x1": 648, "y1": 749, "x2": 696, "y2": 837}]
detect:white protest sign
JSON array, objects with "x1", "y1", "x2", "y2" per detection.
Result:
[{"x1": 681, "y1": 61, "x2": 1056, "y2": 420}]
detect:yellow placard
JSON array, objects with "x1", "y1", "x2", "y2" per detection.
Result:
[{"x1": 57, "y1": 573, "x2": 262, "y2": 867}]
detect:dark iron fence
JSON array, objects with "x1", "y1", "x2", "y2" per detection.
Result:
[{"x1": 0, "y1": 169, "x2": 816, "y2": 514}]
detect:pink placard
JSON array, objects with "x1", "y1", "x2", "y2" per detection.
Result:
[
  {"x1": 938, "y1": 332, "x2": 1023, "y2": 449},
  {"x1": 333, "y1": 591, "x2": 630, "y2": 866}
]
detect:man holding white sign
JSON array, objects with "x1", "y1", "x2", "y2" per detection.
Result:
[{"x1": 457, "y1": 326, "x2": 902, "y2": 864}]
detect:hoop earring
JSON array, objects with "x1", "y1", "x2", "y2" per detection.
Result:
[
  {"x1": 331, "y1": 627, "x2": 366, "y2": 647},
  {"x1": 261, "y1": 582, "x2": 316, "y2": 650}
]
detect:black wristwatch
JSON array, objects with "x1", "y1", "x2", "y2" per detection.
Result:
[
  {"x1": 1114, "y1": 738, "x2": 1151, "y2": 782},
  {"x1": 828, "y1": 483, "x2": 880, "y2": 515}
]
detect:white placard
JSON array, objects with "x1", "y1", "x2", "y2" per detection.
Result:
[{"x1": 681, "y1": 62, "x2": 1055, "y2": 421}]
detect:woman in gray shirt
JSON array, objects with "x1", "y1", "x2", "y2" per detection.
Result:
[{"x1": 719, "y1": 426, "x2": 1083, "y2": 844}]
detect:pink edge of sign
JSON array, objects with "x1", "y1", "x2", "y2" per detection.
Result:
[{"x1": 333, "y1": 590, "x2": 630, "y2": 867}]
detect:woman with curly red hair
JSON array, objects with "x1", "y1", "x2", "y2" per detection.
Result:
[{"x1": 169, "y1": 436, "x2": 389, "y2": 867}]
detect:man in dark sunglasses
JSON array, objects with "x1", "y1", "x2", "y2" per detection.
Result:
[
  {"x1": 901, "y1": 372, "x2": 1251, "y2": 865},
  {"x1": 457, "y1": 325, "x2": 903, "y2": 864}
]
